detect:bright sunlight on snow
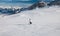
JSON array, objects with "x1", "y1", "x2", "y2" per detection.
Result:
[{"x1": 0, "y1": 6, "x2": 60, "y2": 36}]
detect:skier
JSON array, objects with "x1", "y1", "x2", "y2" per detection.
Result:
[{"x1": 29, "y1": 18, "x2": 32, "y2": 24}]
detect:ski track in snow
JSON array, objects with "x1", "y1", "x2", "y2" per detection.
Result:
[{"x1": 0, "y1": 6, "x2": 60, "y2": 36}]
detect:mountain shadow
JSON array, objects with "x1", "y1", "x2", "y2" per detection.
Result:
[{"x1": 48, "y1": 0, "x2": 60, "y2": 6}]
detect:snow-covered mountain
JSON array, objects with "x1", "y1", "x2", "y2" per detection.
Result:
[{"x1": 0, "y1": 6, "x2": 60, "y2": 36}]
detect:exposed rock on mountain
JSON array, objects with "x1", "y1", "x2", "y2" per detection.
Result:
[
  {"x1": 0, "y1": 1, "x2": 47, "y2": 15},
  {"x1": 27, "y1": 3, "x2": 38, "y2": 10},
  {"x1": 37, "y1": 1, "x2": 47, "y2": 8},
  {"x1": 19, "y1": 1, "x2": 47, "y2": 12},
  {"x1": 48, "y1": 0, "x2": 60, "y2": 6},
  {"x1": 28, "y1": 1, "x2": 47, "y2": 10}
]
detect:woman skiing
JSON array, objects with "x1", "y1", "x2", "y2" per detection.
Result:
[{"x1": 29, "y1": 18, "x2": 32, "y2": 24}]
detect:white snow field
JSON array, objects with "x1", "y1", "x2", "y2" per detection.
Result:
[{"x1": 0, "y1": 6, "x2": 60, "y2": 36}]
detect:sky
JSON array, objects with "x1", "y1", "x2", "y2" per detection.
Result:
[
  {"x1": 0, "y1": 0, "x2": 54, "y2": 6},
  {"x1": 0, "y1": 0, "x2": 54, "y2": 3},
  {"x1": 0, "y1": 0, "x2": 54, "y2": 1}
]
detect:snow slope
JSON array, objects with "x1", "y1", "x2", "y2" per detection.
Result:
[{"x1": 0, "y1": 6, "x2": 60, "y2": 36}]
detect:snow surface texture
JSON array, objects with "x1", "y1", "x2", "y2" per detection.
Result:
[{"x1": 0, "y1": 6, "x2": 60, "y2": 36}]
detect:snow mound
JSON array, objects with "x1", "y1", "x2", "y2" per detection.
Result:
[{"x1": 0, "y1": 6, "x2": 60, "y2": 36}]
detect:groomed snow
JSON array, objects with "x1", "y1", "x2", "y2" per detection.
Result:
[{"x1": 0, "y1": 6, "x2": 60, "y2": 36}]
